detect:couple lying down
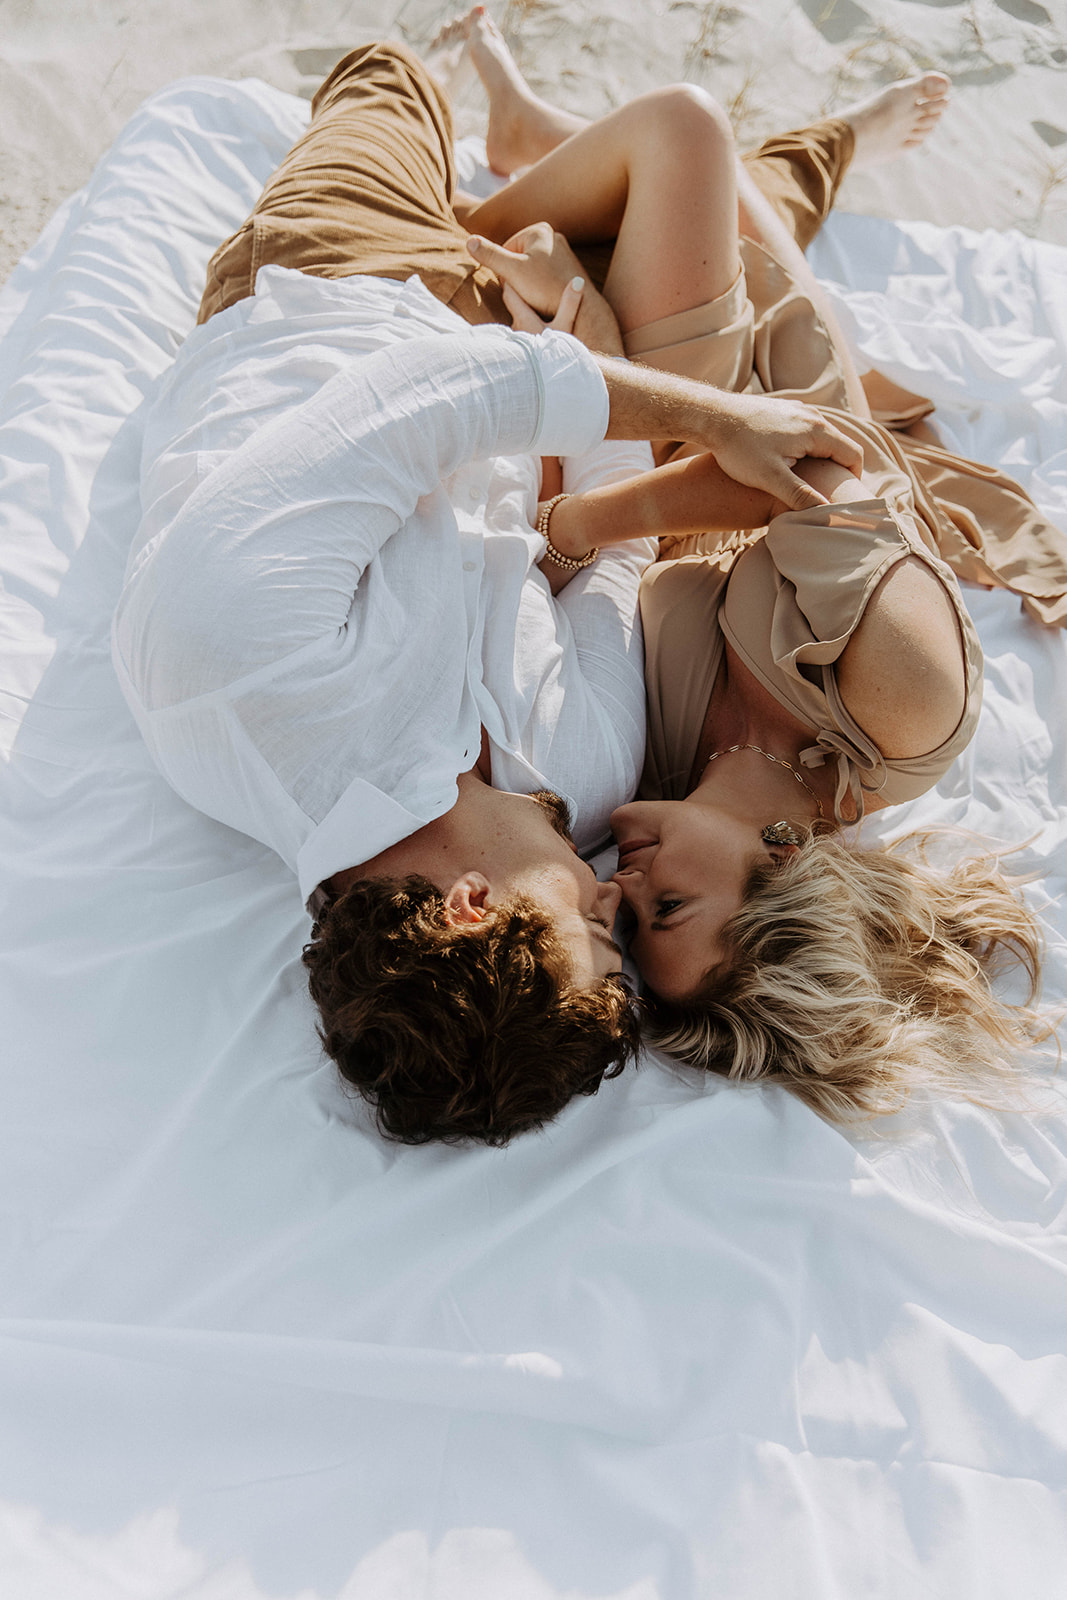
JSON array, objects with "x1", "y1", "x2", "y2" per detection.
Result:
[{"x1": 112, "y1": 13, "x2": 1065, "y2": 1145}]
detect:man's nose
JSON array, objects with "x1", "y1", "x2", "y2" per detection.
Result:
[{"x1": 598, "y1": 879, "x2": 623, "y2": 920}]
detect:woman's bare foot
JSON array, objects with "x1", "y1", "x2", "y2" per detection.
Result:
[
  {"x1": 429, "y1": 6, "x2": 585, "y2": 175},
  {"x1": 840, "y1": 72, "x2": 951, "y2": 170}
]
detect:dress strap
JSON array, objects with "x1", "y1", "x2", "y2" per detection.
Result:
[{"x1": 799, "y1": 726, "x2": 888, "y2": 824}]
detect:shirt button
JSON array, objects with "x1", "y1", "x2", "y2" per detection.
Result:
[
  {"x1": 462, "y1": 561, "x2": 476, "y2": 572},
  {"x1": 469, "y1": 487, "x2": 480, "y2": 502}
]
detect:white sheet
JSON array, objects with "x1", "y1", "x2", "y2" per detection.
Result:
[{"x1": 2, "y1": 80, "x2": 1066, "y2": 1600}]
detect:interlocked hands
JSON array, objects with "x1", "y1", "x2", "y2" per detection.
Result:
[{"x1": 467, "y1": 225, "x2": 625, "y2": 354}]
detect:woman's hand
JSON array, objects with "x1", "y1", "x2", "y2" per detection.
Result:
[
  {"x1": 501, "y1": 277, "x2": 586, "y2": 336},
  {"x1": 467, "y1": 226, "x2": 626, "y2": 355},
  {"x1": 468, "y1": 222, "x2": 584, "y2": 315}
]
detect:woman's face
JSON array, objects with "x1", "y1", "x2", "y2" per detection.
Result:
[{"x1": 610, "y1": 798, "x2": 772, "y2": 1002}]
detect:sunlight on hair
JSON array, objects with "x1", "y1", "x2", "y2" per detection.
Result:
[{"x1": 643, "y1": 831, "x2": 1060, "y2": 1125}]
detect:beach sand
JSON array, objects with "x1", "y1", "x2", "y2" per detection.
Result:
[{"x1": 1, "y1": 0, "x2": 1066, "y2": 291}]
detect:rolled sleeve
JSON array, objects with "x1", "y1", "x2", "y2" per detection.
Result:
[{"x1": 523, "y1": 329, "x2": 610, "y2": 458}]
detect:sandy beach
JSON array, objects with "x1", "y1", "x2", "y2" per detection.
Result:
[{"x1": 2, "y1": 0, "x2": 1066, "y2": 293}]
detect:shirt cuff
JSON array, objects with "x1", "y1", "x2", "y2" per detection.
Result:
[{"x1": 526, "y1": 330, "x2": 610, "y2": 458}]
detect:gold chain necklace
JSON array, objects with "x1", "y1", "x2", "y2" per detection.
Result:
[{"x1": 703, "y1": 742, "x2": 825, "y2": 818}]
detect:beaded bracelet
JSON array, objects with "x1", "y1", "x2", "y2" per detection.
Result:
[{"x1": 536, "y1": 493, "x2": 599, "y2": 572}]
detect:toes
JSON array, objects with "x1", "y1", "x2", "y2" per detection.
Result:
[
  {"x1": 915, "y1": 71, "x2": 951, "y2": 103},
  {"x1": 428, "y1": 17, "x2": 463, "y2": 50},
  {"x1": 472, "y1": 9, "x2": 503, "y2": 45}
]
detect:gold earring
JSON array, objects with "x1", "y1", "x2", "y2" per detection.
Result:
[{"x1": 761, "y1": 820, "x2": 801, "y2": 847}]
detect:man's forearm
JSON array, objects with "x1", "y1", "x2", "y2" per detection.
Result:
[
  {"x1": 594, "y1": 356, "x2": 720, "y2": 445},
  {"x1": 592, "y1": 354, "x2": 865, "y2": 512}
]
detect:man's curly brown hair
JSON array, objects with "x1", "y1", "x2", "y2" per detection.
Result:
[{"x1": 302, "y1": 875, "x2": 638, "y2": 1145}]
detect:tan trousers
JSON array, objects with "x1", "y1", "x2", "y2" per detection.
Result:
[{"x1": 198, "y1": 42, "x2": 508, "y2": 326}]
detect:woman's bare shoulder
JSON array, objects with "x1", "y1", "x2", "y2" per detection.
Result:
[{"x1": 835, "y1": 554, "x2": 968, "y2": 760}]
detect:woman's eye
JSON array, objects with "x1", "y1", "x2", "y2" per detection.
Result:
[{"x1": 655, "y1": 899, "x2": 682, "y2": 918}]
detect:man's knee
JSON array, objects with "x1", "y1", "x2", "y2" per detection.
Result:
[{"x1": 311, "y1": 38, "x2": 446, "y2": 123}]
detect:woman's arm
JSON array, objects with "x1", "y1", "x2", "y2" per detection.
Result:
[
  {"x1": 837, "y1": 558, "x2": 968, "y2": 760},
  {"x1": 538, "y1": 451, "x2": 779, "y2": 594}
]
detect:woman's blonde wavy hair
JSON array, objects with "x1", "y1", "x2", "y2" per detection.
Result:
[{"x1": 642, "y1": 831, "x2": 1056, "y2": 1123}]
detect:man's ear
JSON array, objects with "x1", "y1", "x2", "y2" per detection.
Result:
[{"x1": 443, "y1": 872, "x2": 493, "y2": 927}]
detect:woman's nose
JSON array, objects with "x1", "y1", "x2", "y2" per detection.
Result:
[{"x1": 611, "y1": 869, "x2": 637, "y2": 907}]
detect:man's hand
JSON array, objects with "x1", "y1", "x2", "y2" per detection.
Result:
[
  {"x1": 594, "y1": 359, "x2": 865, "y2": 509},
  {"x1": 697, "y1": 390, "x2": 866, "y2": 511},
  {"x1": 467, "y1": 226, "x2": 626, "y2": 356}
]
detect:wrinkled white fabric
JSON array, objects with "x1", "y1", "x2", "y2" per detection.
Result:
[
  {"x1": 808, "y1": 213, "x2": 1067, "y2": 530},
  {"x1": 113, "y1": 268, "x2": 654, "y2": 901},
  {"x1": 2, "y1": 77, "x2": 1067, "y2": 1600}
]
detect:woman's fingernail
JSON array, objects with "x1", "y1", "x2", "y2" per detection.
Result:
[
  {"x1": 570, "y1": 276, "x2": 585, "y2": 291},
  {"x1": 467, "y1": 236, "x2": 482, "y2": 251}
]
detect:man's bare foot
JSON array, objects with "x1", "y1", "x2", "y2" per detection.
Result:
[
  {"x1": 840, "y1": 72, "x2": 951, "y2": 170},
  {"x1": 424, "y1": 12, "x2": 478, "y2": 99},
  {"x1": 429, "y1": 6, "x2": 584, "y2": 175}
]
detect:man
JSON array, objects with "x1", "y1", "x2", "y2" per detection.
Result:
[{"x1": 112, "y1": 40, "x2": 860, "y2": 1144}]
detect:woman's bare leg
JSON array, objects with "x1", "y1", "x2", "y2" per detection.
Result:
[
  {"x1": 436, "y1": 7, "x2": 740, "y2": 333},
  {"x1": 437, "y1": 10, "x2": 948, "y2": 402},
  {"x1": 734, "y1": 159, "x2": 871, "y2": 415},
  {"x1": 443, "y1": 7, "x2": 951, "y2": 187},
  {"x1": 466, "y1": 82, "x2": 740, "y2": 334},
  {"x1": 844, "y1": 73, "x2": 950, "y2": 167},
  {"x1": 735, "y1": 72, "x2": 951, "y2": 415}
]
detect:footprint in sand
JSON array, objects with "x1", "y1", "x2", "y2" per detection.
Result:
[
  {"x1": 951, "y1": 61, "x2": 1016, "y2": 86},
  {"x1": 991, "y1": 0, "x2": 1052, "y2": 24},
  {"x1": 796, "y1": 0, "x2": 870, "y2": 47},
  {"x1": 1033, "y1": 120, "x2": 1067, "y2": 148},
  {"x1": 288, "y1": 47, "x2": 349, "y2": 79}
]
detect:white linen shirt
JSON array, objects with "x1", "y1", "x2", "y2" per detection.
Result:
[{"x1": 112, "y1": 268, "x2": 655, "y2": 904}]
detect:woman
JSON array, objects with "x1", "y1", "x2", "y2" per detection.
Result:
[
  {"x1": 612, "y1": 477, "x2": 1047, "y2": 1122},
  {"x1": 443, "y1": 9, "x2": 1057, "y2": 1118}
]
